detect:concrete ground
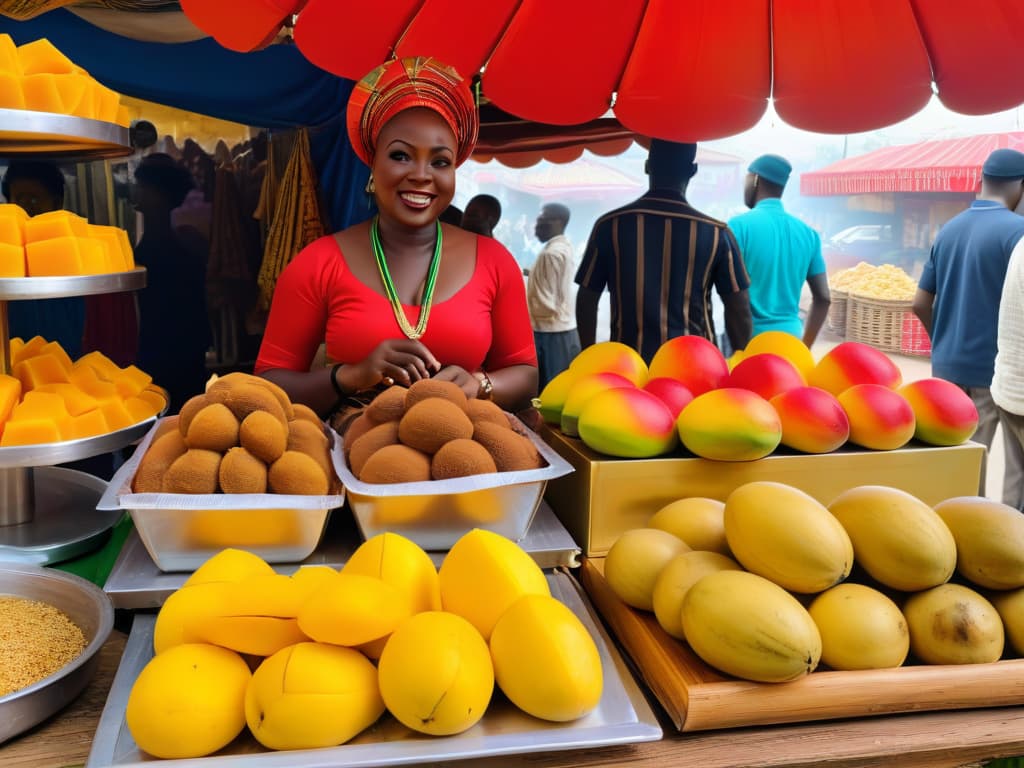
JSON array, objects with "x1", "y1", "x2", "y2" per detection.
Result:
[{"x1": 812, "y1": 331, "x2": 1004, "y2": 503}]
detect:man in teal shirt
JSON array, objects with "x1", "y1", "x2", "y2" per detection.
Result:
[{"x1": 728, "y1": 154, "x2": 831, "y2": 347}]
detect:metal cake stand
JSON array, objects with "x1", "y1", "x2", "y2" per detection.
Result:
[{"x1": 0, "y1": 108, "x2": 131, "y2": 159}]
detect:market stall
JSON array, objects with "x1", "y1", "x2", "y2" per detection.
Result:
[{"x1": 2, "y1": 3, "x2": 1024, "y2": 768}]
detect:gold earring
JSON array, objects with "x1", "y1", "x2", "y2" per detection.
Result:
[{"x1": 365, "y1": 174, "x2": 375, "y2": 195}]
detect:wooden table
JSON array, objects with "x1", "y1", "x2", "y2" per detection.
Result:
[{"x1": 3, "y1": 631, "x2": 1022, "y2": 768}]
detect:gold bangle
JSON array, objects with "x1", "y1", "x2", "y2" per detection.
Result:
[{"x1": 477, "y1": 370, "x2": 494, "y2": 400}]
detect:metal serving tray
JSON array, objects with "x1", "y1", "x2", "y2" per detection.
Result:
[
  {"x1": 0, "y1": 267, "x2": 145, "y2": 300},
  {"x1": 0, "y1": 108, "x2": 131, "y2": 159},
  {"x1": 103, "y1": 501, "x2": 582, "y2": 609},
  {"x1": 87, "y1": 570, "x2": 661, "y2": 767}
]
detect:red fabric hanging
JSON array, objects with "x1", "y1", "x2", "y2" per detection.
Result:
[{"x1": 179, "y1": 0, "x2": 304, "y2": 52}]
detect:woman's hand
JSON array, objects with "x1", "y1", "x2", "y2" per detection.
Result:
[
  {"x1": 432, "y1": 365, "x2": 483, "y2": 400},
  {"x1": 342, "y1": 339, "x2": 441, "y2": 391}
]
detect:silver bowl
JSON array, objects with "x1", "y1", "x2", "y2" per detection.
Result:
[{"x1": 0, "y1": 563, "x2": 114, "y2": 744}]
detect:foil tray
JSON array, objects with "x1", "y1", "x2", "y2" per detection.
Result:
[{"x1": 87, "y1": 570, "x2": 662, "y2": 767}]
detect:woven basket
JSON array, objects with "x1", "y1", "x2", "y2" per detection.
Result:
[
  {"x1": 827, "y1": 288, "x2": 849, "y2": 335},
  {"x1": 899, "y1": 313, "x2": 932, "y2": 357},
  {"x1": 845, "y1": 294, "x2": 917, "y2": 353}
]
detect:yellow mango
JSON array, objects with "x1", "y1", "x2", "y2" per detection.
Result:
[
  {"x1": 297, "y1": 572, "x2": 412, "y2": 647},
  {"x1": 341, "y1": 531, "x2": 441, "y2": 613},
  {"x1": 196, "y1": 616, "x2": 308, "y2": 657},
  {"x1": 115, "y1": 103, "x2": 131, "y2": 127},
  {"x1": 438, "y1": 528, "x2": 550, "y2": 640},
  {"x1": 378, "y1": 611, "x2": 493, "y2": 736},
  {"x1": 21, "y1": 73, "x2": 63, "y2": 113},
  {"x1": 0, "y1": 418, "x2": 63, "y2": 446},
  {"x1": 87, "y1": 224, "x2": 127, "y2": 271},
  {"x1": 124, "y1": 395, "x2": 158, "y2": 423},
  {"x1": 77, "y1": 349, "x2": 120, "y2": 381},
  {"x1": 11, "y1": 334, "x2": 45, "y2": 365},
  {"x1": 115, "y1": 226, "x2": 134, "y2": 269},
  {"x1": 126, "y1": 643, "x2": 250, "y2": 759},
  {"x1": 182, "y1": 547, "x2": 274, "y2": 588},
  {"x1": 93, "y1": 81, "x2": 119, "y2": 123},
  {"x1": 135, "y1": 387, "x2": 165, "y2": 413},
  {"x1": 490, "y1": 594, "x2": 603, "y2": 722},
  {"x1": 0, "y1": 207, "x2": 25, "y2": 247},
  {"x1": 0, "y1": 242, "x2": 24, "y2": 276},
  {"x1": 112, "y1": 364, "x2": 152, "y2": 398},
  {"x1": 17, "y1": 39, "x2": 76, "y2": 76},
  {"x1": 37, "y1": 340, "x2": 72, "y2": 371},
  {"x1": 65, "y1": 409, "x2": 108, "y2": 440},
  {"x1": 245, "y1": 642, "x2": 383, "y2": 751},
  {"x1": 53, "y1": 72, "x2": 89, "y2": 114},
  {"x1": 69, "y1": 78, "x2": 96, "y2": 119},
  {"x1": 77, "y1": 237, "x2": 106, "y2": 274}
]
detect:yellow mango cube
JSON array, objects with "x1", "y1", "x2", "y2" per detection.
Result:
[
  {"x1": 0, "y1": 242, "x2": 24, "y2": 277},
  {"x1": 76, "y1": 350, "x2": 120, "y2": 382},
  {"x1": 124, "y1": 395, "x2": 158, "y2": 424},
  {"x1": 25, "y1": 211, "x2": 88, "y2": 243},
  {"x1": 38, "y1": 340, "x2": 72, "y2": 371},
  {"x1": 12, "y1": 334, "x2": 46, "y2": 365},
  {"x1": 17, "y1": 39, "x2": 76, "y2": 76},
  {"x1": 65, "y1": 409, "x2": 108, "y2": 440},
  {"x1": 112, "y1": 364, "x2": 152, "y2": 398},
  {"x1": 0, "y1": 374, "x2": 22, "y2": 427},
  {"x1": 115, "y1": 104, "x2": 130, "y2": 127},
  {"x1": 135, "y1": 387, "x2": 165, "y2": 414},
  {"x1": 115, "y1": 227, "x2": 134, "y2": 269},
  {"x1": 0, "y1": 418, "x2": 62, "y2": 446},
  {"x1": 21, "y1": 73, "x2": 63, "y2": 113},
  {"x1": 69, "y1": 78, "x2": 96, "y2": 119},
  {"x1": 97, "y1": 397, "x2": 132, "y2": 431},
  {"x1": 0, "y1": 71, "x2": 23, "y2": 109},
  {"x1": 77, "y1": 237, "x2": 105, "y2": 275},
  {"x1": 0, "y1": 208, "x2": 26, "y2": 247},
  {"x1": 93, "y1": 81, "x2": 119, "y2": 123},
  {"x1": 53, "y1": 72, "x2": 90, "y2": 114},
  {"x1": 0, "y1": 34, "x2": 21, "y2": 75},
  {"x1": 87, "y1": 225, "x2": 127, "y2": 272},
  {"x1": 25, "y1": 236, "x2": 82, "y2": 276},
  {"x1": 35, "y1": 382, "x2": 97, "y2": 416},
  {"x1": 13, "y1": 353, "x2": 70, "y2": 391},
  {"x1": 68, "y1": 361, "x2": 117, "y2": 398},
  {"x1": 11, "y1": 391, "x2": 69, "y2": 421}
]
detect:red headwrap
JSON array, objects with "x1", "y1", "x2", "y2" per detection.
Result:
[{"x1": 346, "y1": 57, "x2": 479, "y2": 169}]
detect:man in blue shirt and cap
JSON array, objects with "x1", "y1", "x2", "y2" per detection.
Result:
[
  {"x1": 913, "y1": 147, "x2": 1024, "y2": 509},
  {"x1": 728, "y1": 154, "x2": 831, "y2": 347}
]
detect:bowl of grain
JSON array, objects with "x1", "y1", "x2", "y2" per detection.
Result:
[{"x1": 0, "y1": 563, "x2": 114, "y2": 744}]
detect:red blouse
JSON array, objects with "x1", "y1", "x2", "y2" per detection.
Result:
[{"x1": 255, "y1": 233, "x2": 537, "y2": 374}]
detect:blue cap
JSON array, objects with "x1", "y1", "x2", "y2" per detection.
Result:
[
  {"x1": 749, "y1": 154, "x2": 792, "y2": 187},
  {"x1": 982, "y1": 148, "x2": 1024, "y2": 180}
]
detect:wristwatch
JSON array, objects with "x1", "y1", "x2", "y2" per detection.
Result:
[{"x1": 476, "y1": 371, "x2": 494, "y2": 400}]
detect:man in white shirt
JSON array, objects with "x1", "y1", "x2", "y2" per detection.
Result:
[
  {"x1": 993, "y1": 234, "x2": 1024, "y2": 508},
  {"x1": 527, "y1": 203, "x2": 580, "y2": 388}
]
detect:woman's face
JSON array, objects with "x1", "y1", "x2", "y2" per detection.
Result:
[{"x1": 372, "y1": 107, "x2": 456, "y2": 229}]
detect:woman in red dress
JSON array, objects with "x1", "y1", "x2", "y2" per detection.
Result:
[{"x1": 255, "y1": 58, "x2": 538, "y2": 423}]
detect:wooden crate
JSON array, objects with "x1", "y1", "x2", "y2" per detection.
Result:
[
  {"x1": 846, "y1": 294, "x2": 916, "y2": 353},
  {"x1": 581, "y1": 557, "x2": 1024, "y2": 732}
]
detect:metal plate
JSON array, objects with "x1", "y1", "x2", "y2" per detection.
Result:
[
  {"x1": 103, "y1": 502, "x2": 582, "y2": 609},
  {"x1": 0, "y1": 466, "x2": 120, "y2": 565},
  {"x1": 0, "y1": 108, "x2": 130, "y2": 159},
  {"x1": 0, "y1": 562, "x2": 114, "y2": 743},
  {"x1": 0, "y1": 267, "x2": 146, "y2": 301},
  {"x1": 86, "y1": 570, "x2": 661, "y2": 767}
]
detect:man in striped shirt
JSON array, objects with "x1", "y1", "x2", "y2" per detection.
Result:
[{"x1": 575, "y1": 139, "x2": 752, "y2": 363}]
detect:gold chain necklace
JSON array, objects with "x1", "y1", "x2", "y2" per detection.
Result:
[{"x1": 370, "y1": 216, "x2": 443, "y2": 340}]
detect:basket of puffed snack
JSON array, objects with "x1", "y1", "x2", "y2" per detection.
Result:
[
  {"x1": 97, "y1": 373, "x2": 345, "y2": 571},
  {"x1": 335, "y1": 379, "x2": 573, "y2": 550}
]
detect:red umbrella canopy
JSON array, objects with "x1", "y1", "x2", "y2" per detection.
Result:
[{"x1": 180, "y1": 0, "x2": 1024, "y2": 141}]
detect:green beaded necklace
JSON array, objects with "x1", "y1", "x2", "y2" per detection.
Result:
[{"x1": 370, "y1": 215, "x2": 442, "y2": 340}]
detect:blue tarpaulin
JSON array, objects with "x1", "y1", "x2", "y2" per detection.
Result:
[{"x1": 0, "y1": 9, "x2": 369, "y2": 229}]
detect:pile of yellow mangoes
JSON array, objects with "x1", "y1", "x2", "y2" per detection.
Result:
[
  {"x1": 126, "y1": 529, "x2": 605, "y2": 759},
  {"x1": 829, "y1": 262, "x2": 918, "y2": 301},
  {"x1": 0, "y1": 36, "x2": 128, "y2": 125},
  {"x1": 0, "y1": 206, "x2": 134, "y2": 278},
  {"x1": 0, "y1": 336, "x2": 161, "y2": 446},
  {"x1": 604, "y1": 483, "x2": 1024, "y2": 683}
]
